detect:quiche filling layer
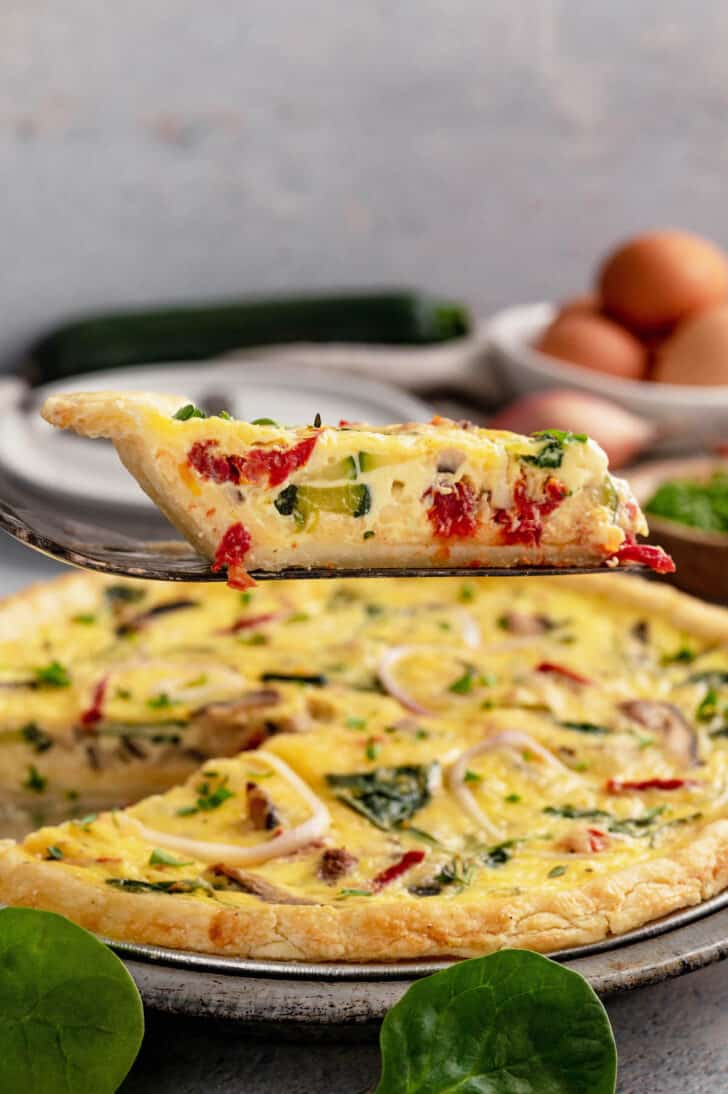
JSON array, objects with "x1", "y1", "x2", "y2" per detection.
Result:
[
  {"x1": 41, "y1": 392, "x2": 672, "y2": 587},
  {"x1": 2, "y1": 572, "x2": 728, "y2": 959}
]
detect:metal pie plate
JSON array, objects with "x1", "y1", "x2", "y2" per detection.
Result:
[{"x1": 111, "y1": 889, "x2": 728, "y2": 1035}]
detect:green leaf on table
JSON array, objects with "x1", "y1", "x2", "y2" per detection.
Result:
[
  {"x1": 376, "y1": 949, "x2": 616, "y2": 1093},
  {"x1": 0, "y1": 907, "x2": 144, "y2": 1094}
]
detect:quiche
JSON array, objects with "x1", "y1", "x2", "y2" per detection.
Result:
[
  {"x1": 2, "y1": 570, "x2": 728, "y2": 961},
  {"x1": 40, "y1": 391, "x2": 673, "y2": 588}
]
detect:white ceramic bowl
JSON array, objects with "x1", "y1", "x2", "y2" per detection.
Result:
[{"x1": 486, "y1": 302, "x2": 728, "y2": 453}]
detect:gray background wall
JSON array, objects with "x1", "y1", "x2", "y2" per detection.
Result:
[{"x1": 3, "y1": 1, "x2": 727, "y2": 368}]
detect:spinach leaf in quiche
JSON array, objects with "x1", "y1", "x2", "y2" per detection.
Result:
[
  {"x1": 376, "y1": 949, "x2": 616, "y2": 1093},
  {"x1": 521, "y1": 429, "x2": 587, "y2": 469},
  {"x1": 0, "y1": 908, "x2": 144, "y2": 1094},
  {"x1": 326, "y1": 764, "x2": 439, "y2": 830}
]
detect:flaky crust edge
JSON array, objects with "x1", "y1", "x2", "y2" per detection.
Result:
[{"x1": 1, "y1": 820, "x2": 728, "y2": 960}]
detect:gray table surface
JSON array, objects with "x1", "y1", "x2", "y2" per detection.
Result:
[{"x1": 2, "y1": 536, "x2": 727, "y2": 1093}]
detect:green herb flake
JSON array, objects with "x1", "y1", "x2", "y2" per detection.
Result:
[
  {"x1": 72, "y1": 613, "x2": 97, "y2": 624},
  {"x1": 482, "y1": 839, "x2": 518, "y2": 867},
  {"x1": 147, "y1": 692, "x2": 174, "y2": 710},
  {"x1": 505, "y1": 793, "x2": 521, "y2": 803},
  {"x1": 337, "y1": 888, "x2": 373, "y2": 898},
  {"x1": 216, "y1": 410, "x2": 233, "y2": 420},
  {"x1": 173, "y1": 403, "x2": 206, "y2": 420},
  {"x1": 346, "y1": 717, "x2": 367, "y2": 730},
  {"x1": 176, "y1": 776, "x2": 235, "y2": 816},
  {"x1": 662, "y1": 645, "x2": 696, "y2": 665},
  {"x1": 463, "y1": 769, "x2": 482, "y2": 784},
  {"x1": 458, "y1": 583, "x2": 476, "y2": 603},
  {"x1": 76, "y1": 813, "x2": 97, "y2": 830},
  {"x1": 286, "y1": 612, "x2": 310, "y2": 623},
  {"x1": 548, "y1": 864, "x2": 567, "y2": 878},
  {"x1": 45, "y1": 845, "x2": 63, "y2": 860},
  {"x1": 149, "y1": 848, "x2": 194, "y2": 867},
  {"x1": 34, "y1": 661, "x2": 71, "y2": 688},
  {"x1": 365, "y1": 738, "x2": 381, "y2": 762},
  {"x1": 363, "y1": 530, "x2": 376, "y2": 540},
  {"x1": 251, "y1": 417, "x2": 279, "y2": 426},
  {"x1": 448, "y1": 666, "x2": 476, "y2": 694},
  {"x1": 696, "y1": 687, "x2": 718, "y2": 723},
  {"x1": 115, "y1": 687, "x2": 132, "y2": 700},
  {"x1": 376, "y1": 950, "x2": 616, "y2": 1094},
  {"x1": 20, "y1": 723, "x2": 54, "y2": 753},
  {"x1": 184, "y1": 674, "x2": 208, "y2": 688},
  {"x1": 23, "y1": 765, "x2": 47, "y2": 793}
]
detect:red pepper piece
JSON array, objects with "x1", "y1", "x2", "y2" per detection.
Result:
[
  {"x1": 536, "y1": 661, "x2": 592, "y2": 685},
  {"x1": 240, "y1": 435, "x2": 319, "y2": 488},
  {"x1": 187, "y1": 435, "x2": 318, "y2": 489},
  {"x1": 494, "y1": 476, "x2": 568, "y2": 546},
  {"x1": 221, "y1": 612, "x2": 278, "y2": 635},
  {"x1": 587, "y1": 827, "x2": 610, "y2": 852},
  {"x1": 606, "y1": 777, "x2": 695, "y2": 793},
  {"x1": 212, "y1": 523, "x2": 254, "y2": 590},
  {"x1": 424, "y1": 480, "x2": 478, "y2": 539},
  {"x1": 371, "y1": 849, "x2": 426, "y2": 892},
  {"x1": 612, "y1": 534, "x2": 675, "y2": 574},
  {"x1": 80, "y1": 674, "x2": 109, "y2": 729},
  {"x1": 188, "y1": 441, "x2": 246, "y2": 484}
]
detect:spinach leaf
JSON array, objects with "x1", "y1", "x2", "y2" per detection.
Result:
[
  {"x1": 376, "y1": 949, "x2": 616, "y2": 1093},
  {"x1": 544, "y1": 805, "x2": 611, "y2": 820},
  {"x1": 0, "y1": 908, "x2": 143, "y2": 1094},
  {"x1": 326, "y1": 764, "x2": 438, "y2": 830},
  {"x1": 521, "y1": 429, "x2": 587, "y2": 469},
  {"x1": 559, "y1": 720, "x2": 612, "y2": 735}
]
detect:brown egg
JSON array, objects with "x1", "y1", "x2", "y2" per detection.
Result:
[
  {"x1": 598, "y1": 230, "x2": 728, "y2": 332},
  {"x1": 557, "y1": 293, "x2": 600, "y2": 318},
  {"x1": 654, "y1": 304, "x2": 728, "y2": 385},
  {"x1": 535, "y1": 312, "x2": 647, "y2": 380}
]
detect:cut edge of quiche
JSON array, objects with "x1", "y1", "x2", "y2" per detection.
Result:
[{"x1": 41, "y1": 391, "x2": 673, "y2": 588}]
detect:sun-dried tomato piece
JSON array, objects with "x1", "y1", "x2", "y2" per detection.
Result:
[
  {"x1": 612, "y1": 534, "x2": 675, "y2": 574},
  {"x1": 424, "y1": 479, "x2": 478, "y2": 538},
  {"x1": 212, "y1": 523, "x2": 254, "y2": 589},
  {"x1": 371, "y1": 849, "x2": 425, "y2": 891},
  {"x1": 606, "y1": 777, "x2": 696, "y2": 793},
  {"x1": 587, "y1": 828, "x2": 610, "y2": 852},
  {"x1": 80, "y1": 674, "x2": 109, "y2": 729},
  {"x1": 494, "y1": 476, "x2": 568, "y2": 546},
  {"x1": 536, "y1": 661, "x2": 592, "y2": 686}
]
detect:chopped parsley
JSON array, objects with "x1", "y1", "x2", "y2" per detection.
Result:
[
  {"x1": 172, "y1": 403, "x2": 206, "y2": 420},
  {"x1": 448, "y1": 666, "x2": 478, "y2": 694},
  {"x1": 482, "y1": 840, "x2": 518, "y2": 867},
  {"x1": 522, "y1": 429, "x2": 587, "y2": 469},
  {"x1": 337, "y1": 888, "x2": 373, "y2": 898},
  {"x1": 458, "y1": 583, "x2": 476, "y2": 603},
  {"x1": 696, "y1": 687, "x2": 719, "y2": 723},
  {"x1": 176, "y1": 776, "x2": 235, "y2": 816},
  {"x1": 346, "y1": 717, "x2": 367, "y2": 730},
  {"x1": 147, "y1": 692, "x2": 174, "y2": 710},
  {"x1": 20, "y1": 723, "x2": 54, "y2": 753},
  {"x1": 72, "y1": 613, "x2": 96, "y2": 624},
  {"x1": 149, "y1": 849, "x2": 193, "y2": 867},
  {"x1": 23, "y1": 765, "x2": 47, "y2": 793},
  {"x1": 505, "y1": 793, "x2": 521, "y2": 804},
  {"x1": 45, "y1": 845, "x2": 63, "y2": 860},
  {"x1": 365, "y1": 739, "x2": 380, "y2": 761},
  {"x1": 548, "y1": 865, "x2": 567, "y2": 878},
  {"x1": 106, "y1": 878, "x2": 211, "y2": 895},
  {"x1": 34, "y1": 661, "x2": 71, "y2": 688},
  {"x1": 463, "y1": 769, "x2": 482, "y2": 784},
  {"x1": 662, "y1": 645, "x2": 696, "y2": 665},
  {"x1": 435, "y1": 856, "x2": 475, "y2": 891}
]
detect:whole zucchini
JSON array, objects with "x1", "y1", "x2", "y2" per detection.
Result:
[{"x1": 28, "y1": 290, "x2": 470, "y2": 384}]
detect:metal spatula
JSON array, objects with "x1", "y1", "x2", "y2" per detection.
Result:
[{"x1": 0, "y1": 489, "x2": 634, "y2": 583}]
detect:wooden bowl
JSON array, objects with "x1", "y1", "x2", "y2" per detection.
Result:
[{"x1": 627, "y1": 457, "x2": 728, "y2": 603}]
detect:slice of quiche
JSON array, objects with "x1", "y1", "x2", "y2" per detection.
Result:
[{"x1": 41, "y1": 391, "x2": 673, "y2": 588}]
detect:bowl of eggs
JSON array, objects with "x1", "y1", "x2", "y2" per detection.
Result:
[{"x1": 487, "y1": 229, "x2": 728, "y2": 452}]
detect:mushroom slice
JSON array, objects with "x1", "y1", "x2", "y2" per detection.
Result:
[
  {"x1": 619, "y1": 700, "x2": 700, "y2": 766},
  {"x1": 246, "y1": 781, "x2": 280, "y2": 831},
  {"x1": 206, "y1": 863, "x2": 318, "y2": 905}
]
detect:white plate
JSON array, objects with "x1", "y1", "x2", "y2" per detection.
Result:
[
  {"x1": 0, "y1": 361, "x2": 432, "y2": 511},
  {"x1": 486, "y1": 302, "x2": 728, "y2": 452}
]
